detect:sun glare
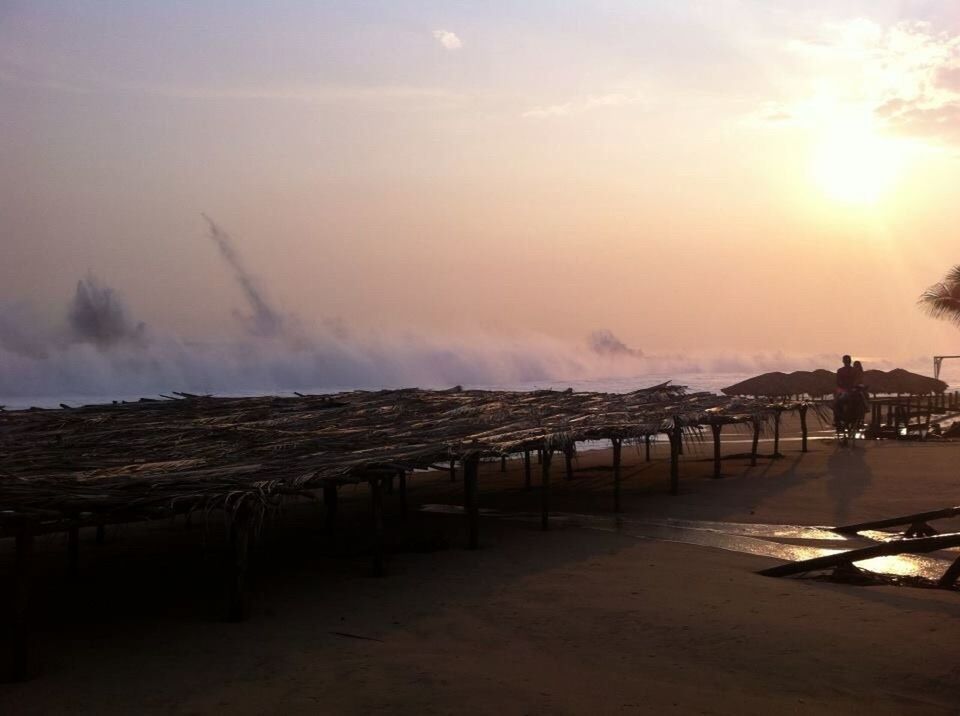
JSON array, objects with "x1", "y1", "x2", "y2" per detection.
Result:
[{"x1": 810, "y1": 122, "x2": 906, "y2": 206}]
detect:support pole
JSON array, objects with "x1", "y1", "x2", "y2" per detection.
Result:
[
  {"x1": 799, "y1": 405, "x2": 809, "y2": 453},
  {"x1": 523, "y1": 449, "x2": 532, "y2": 490},
  {"x1": 772, "y1": 410, "x2": 782, "y2": 458},
  {"x1": 750, "y1": 417, "x2": 761, "y2": 467},
  {"x1": 371, "y1": 478, "x2": 384, "y2": 576},
  {"x1": 398, "y1": 469, "x2": 407, "y2": 520},
  {"x1": 323, "y1": 483, "x2": 338, "y2": 533},
  {"x1": 645, "y1": 434, "x2": 651, "y2": 462},
  {"x1": 711, "y1": 423, "x2": 723, "y2": 479},
  {"x1": 541, "y1": 447, "x2": 553, "y2": 530},
  {"x1": 464, "y1": 454, "x2": 480, "y2": 549},
  {"x1": 612, "y1": 438, "x2": 622, "y2": 513},
  {"x1": 68, "y1": 526, "x2": 80, "y2": 576},
  {"x1": 449, "y1": 459, "x2": 456, "y2": 482},
  {"x1": 669, "y1": 421, "x2": 681, "y2": 495},
  {"x1": 500, "y1": 455, "x2": 507, "y2": 473},
  {"x1": 226, "y1": 512, "x2": 251, "y2": 621},
  {"x1": 12, "y1": 527, "x2": 34, "y2": 682},
  {"x1": 563, "y1": 442, "x2": 574, "y2": 481}
]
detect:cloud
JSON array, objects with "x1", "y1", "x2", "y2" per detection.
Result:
[
  {"x1": 522, "y1": 92, "x2": 646, "y2": 119},
  {"x1": 760, "y1": 19, "x2": 960, "y2": 145},
  {"x1": 432, "y1": 29, "x2": 462, "y2": 50}
]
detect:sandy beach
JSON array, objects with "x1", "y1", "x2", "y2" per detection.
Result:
[{"x1": 2, "y1": 417, "x2": 959, "y2": 715}]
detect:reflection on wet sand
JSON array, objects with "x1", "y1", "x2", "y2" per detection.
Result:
[{"x1": 420, "y1": 505, "x2": 956, "y2": 582}]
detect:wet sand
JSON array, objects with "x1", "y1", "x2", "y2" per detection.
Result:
[{"x1": 2, "y1": 417, "x2": 960, "y2": 714}]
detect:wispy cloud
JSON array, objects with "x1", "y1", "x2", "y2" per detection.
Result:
[
  {"x1": 432, "y1": 29, "x2": 462, "y2": 50},
  {"x1": 756, "y1": 19, "x2": 960, "y2": 145},
  {"x1": 0, "y1": 60, "x2": 469, "y2": 107},
  {"x1": 522, "y1": 91, "x2": 646, "y2": 119}
]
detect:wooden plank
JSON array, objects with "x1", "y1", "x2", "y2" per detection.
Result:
[
  {"x1": 541, "y1": 448, "x2": 553, "y2": 530},
  {"x1": 759, "y1": 532, "x2": 960, "y2": 578},
  {"x1": 464, "y1": 455, "x2": 480, "y2": 549},
  {"x1": 835, "y1": 506, "x2": 960, "y2": 534}
]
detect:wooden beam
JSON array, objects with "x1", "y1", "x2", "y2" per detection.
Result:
[
  {"x1": 541, "y1": 447, "x2": 553, "y2": 530},
  {"x1": 669, "y1": 422, "x2": 681, "y2": 495},
  {"x1": 12, "y1": 527, "x2": 34, "y2": 682},
  {"x1": 799, "y1": 404, "x2": 809, "y2": 453},
  {"x1": 612, "y1": 438, "x2": 622, "y2": 513},
  {"x1": 563, "y1": 442, "x2": 574, "y2": 481},
  {"x1": 835, "y1": 506, "x2": 960, "y2": 534},
  {"x1": 398, "y1": 469, "x2": 407, "y2": 520},
  {"x1": 449, "y1": 459, "x2": 456, "y2": 482},
  {"x1": 226, "y1": 512, "x2": 251, "y2": 621},
  {"x1": 500, "y1": 455, "x2": 507, "y2": 473},
  {"x1": 523, "y1": 449, "x2": 532, "y2": 491},
  {"x1": 371, "y1": 478, "x2": 385, "y2": 576},
  {"x1": 464, "y1": 454, "x2": 480, "y2": 549},
  {"x1": 645, "y1": 434, "x2": 651, "y2": 462},
  {"x1": 323, "y1": 484, "x2": 338, "y2": 533},
  {"x1": 759, "y1": 531, "x2": 960, "y2": 578},
  {"x1": 772, "y1": 410, "x2": 782, "y2": 458},
  {"x1": 711, "y1": 423, "x2": 722, "y2": 479},
  {"x1": 750, "y1": 418, "x2": 761, "y2": 467}
]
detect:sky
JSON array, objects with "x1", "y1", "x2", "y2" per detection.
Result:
[{"x1": 4, "y1": 0, "x2": 960, "y2": 389}]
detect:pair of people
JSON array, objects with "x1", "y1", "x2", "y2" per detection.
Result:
[{"x1": 835, "y1": 355, "x2": 866, "y2": 428}]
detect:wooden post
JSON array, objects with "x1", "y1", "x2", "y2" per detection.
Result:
[
  {"x1": 323, "y1": 484, "x2": 338, "y2": 533},
  {"x1": 226, "y1": 512, "x2": 251, "y2": 621},
  {"x1": 12, "y1": 527, "x2": 34, "y2": 682},
  {"x1": 669, "y1": 421, "x2": 681, "y2": 495},
  {"x1": 464, "y1": 454, "x2": 480, "y2": 549},
  {"x1": 711, "y1": 422, "x2": 722, "y2": 478},
  {"x1": 398, "y1": 469, "x2": 407, "y2": 520},
  {"x1": 612, "y1": 438, "x2": 622, "y2": 513},
  {"x1": 68, "y1": 526, "x2": 80, "y2": 576},
  {"x1": 500, "y1": 455, "x2": 507, "y2": 472},
  {"x1": 523, "y1": 449, "x2": 532, "y2": 490},
  {"x1": 563, "y1": 442, "x2": 574, "y2": 481},
  {"x1": 750, "y1": 417, "x2": 761, "y2": 467},
  {"x1": 645, "y1": 434, "x2": 651, "y2": 462},
  {"x1": 449, "y1": 459, "x2": 456, "y2": 482},
  {"x1": 799, "y1": 405, "x2": 809, "y2": 453},
  {"x1": 772, "y1": 410, "x2": 782, "y2": 457},
  {"x1": 537, "y1": 449, "x2": 543, "y2": 465},
  {"x1": 541, "y1": 447, "x2": 553, "y2": 530},
  {"x1": 939, "y1": 555, "x2": 960, "y2": 588},
  {"x1": 371, "y1": 478, "x2": 385, "y2": 576}
]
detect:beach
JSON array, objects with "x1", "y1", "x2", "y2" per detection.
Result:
[{"x1": 2, "y1": 417, "x2": 959, "y2": 715}]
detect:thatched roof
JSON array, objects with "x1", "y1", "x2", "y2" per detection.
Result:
[
  {"x1": 0, "y1": 386, "x2": 797, "y2": 533},
  {"x1": 722, "y1": 368, "x2": 947, "y2": 397}
]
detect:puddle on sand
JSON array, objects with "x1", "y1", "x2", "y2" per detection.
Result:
[{"x1": 420, "y1": 505, "x2": 955, "y2": 581}]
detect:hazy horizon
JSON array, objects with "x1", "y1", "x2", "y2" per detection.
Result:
[{"x1": 5, "y1": 1, "x2": 960, "y2": 398}]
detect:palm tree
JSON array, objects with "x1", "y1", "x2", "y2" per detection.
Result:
[{"x1": 920, "y1": 265, "x2": 960, "y2": 326}]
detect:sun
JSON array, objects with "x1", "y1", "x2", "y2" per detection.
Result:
[{"x1": 810, "y1": 122, "x2": 905, "y2": 205}]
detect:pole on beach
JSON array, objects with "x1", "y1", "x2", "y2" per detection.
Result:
[
  {"x1": 541, "y1": 447, "x2": 553, "y2": 530},
  {"x1": 772, "y1": 410, "x2": 782, "y2": 458},
  {"x1": 612, "y1": 438, "x2": 622, "y2": 513},
  {"x1": 397, "y1": 469, "x2": 407, "y2": 520},
  {"x1": 750, "y1": 417, "x2": 761, "y2": 467},
  {"x1": 323, "y1": 483, "x2": 338, "y2": 533},
  {"x1": 711, "y1": 423, "x2": 722, "y2": 478},
  {"x1": 645, "y1": 434, "x2": 651, "y2": 462},
  {"x1": 523, "y1": 449, "x2": 532, "y2": 490},
  {"x1": 500, "y1": 455, "x2": 507, "y2": 473},
  {"x1": 449, "y1": 459, "x2": 456, "y2": 482},
  {"x1": 563, "y1": 442, "x2": 574, "y2": 481},
  {"x1": 464, "y1": 454, "x2": 480, "y2": 549},
  {"x1": 370, "y1": 477, "x2": 385, "y2": 576},
  {"x1": 226, "y1": 509, "x2": 252, "y2": 621},
  {"x1": 669, "y1": 420, "x2": 681, "y2": 495},
  {"x1": 799, "y1": 405, "x2": 809, "y2": 453},
  {"x1": 12, "y1": 527, "x2": 34, "y2": 682},
  {"x1": 67, "y1": 525, "x2": 80, "y2": 577}
]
